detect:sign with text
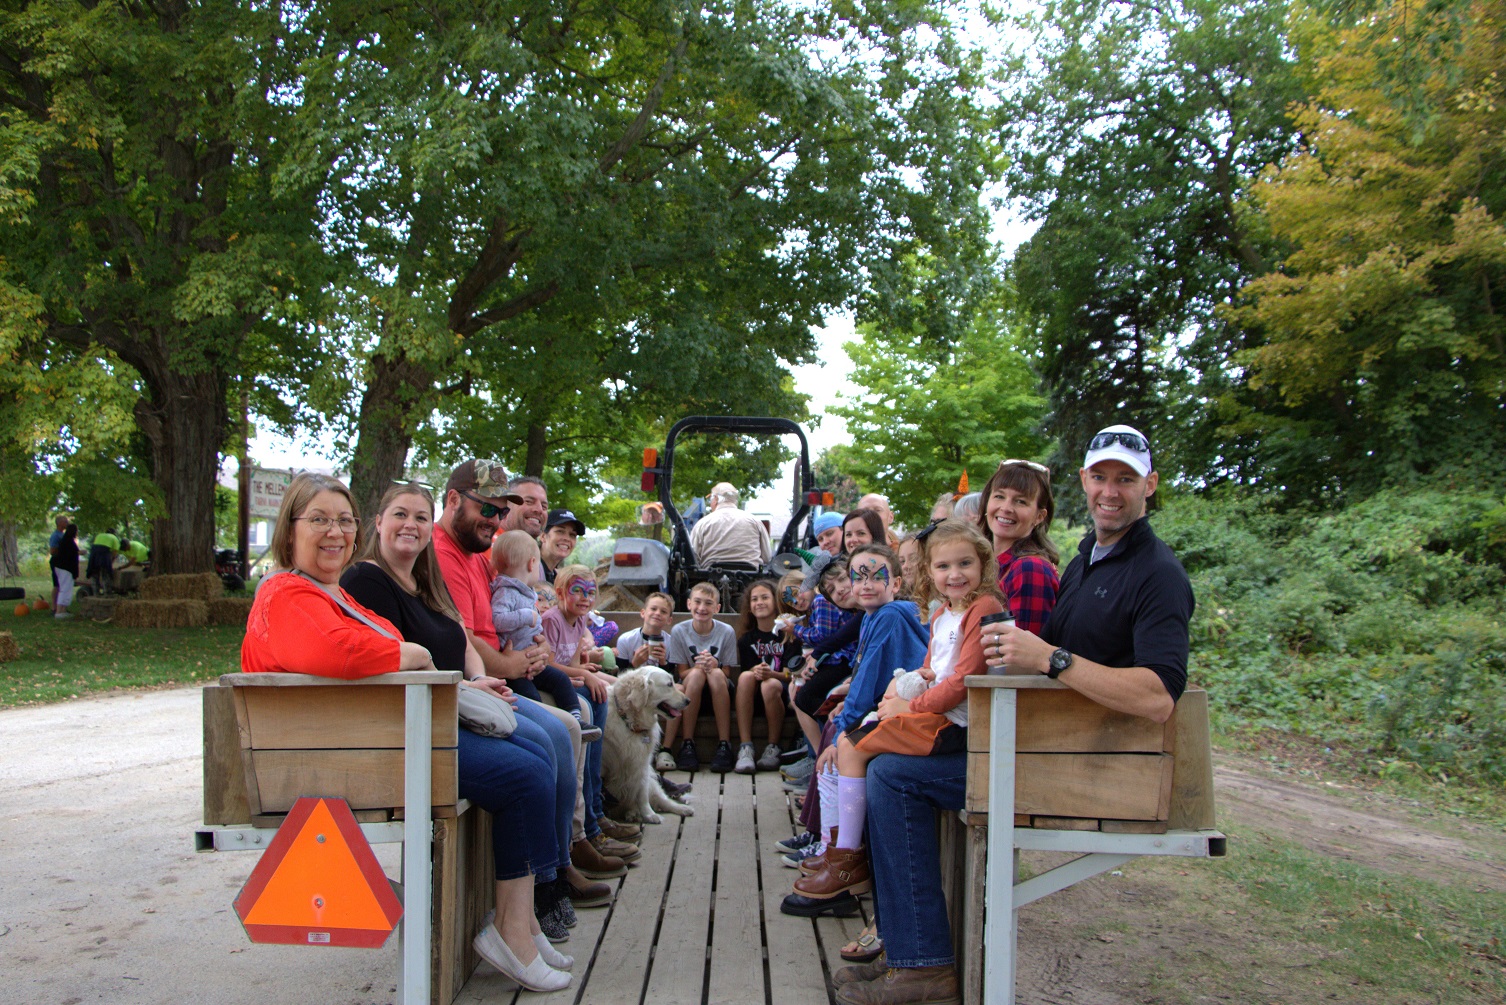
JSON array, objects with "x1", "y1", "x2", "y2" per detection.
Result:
[{"x1": 249, "y1": 468, "x2": 292, "y2": 520}]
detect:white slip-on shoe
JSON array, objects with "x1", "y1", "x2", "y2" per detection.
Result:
[
  {"x1": 472, "y1": 922, "x2": 570, "y2": 992},
  {"x1": 534, "y1": 932, "x2": 574, "y2": 970}
]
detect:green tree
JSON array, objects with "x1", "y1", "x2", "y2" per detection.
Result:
[
  {"x1": 830, "y1": 266, "x2": 1048, "y2": 526},
  {"x1": 996, "y1": 0, "x2": 1304, "y2": 484},
  {"x1": 283, "y1": 0, "x2": 998, "y2": 518},
  {"x1": 1232, "y1": 0, "x2": 1506, "y2": 498},
  {"x1": 1, "y1": 1, "x2": 324, "y2": 572}
]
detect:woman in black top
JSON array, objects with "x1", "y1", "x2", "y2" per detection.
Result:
[
  {"x1": 50, "y1": 524, "x2": 80, "y2": 618},
  {"x1": 339, "y1": 483, "x2": 578, "y2": 990},
  {"x1": 733, "y1": 579, "x2": 804, "y2": 772}
]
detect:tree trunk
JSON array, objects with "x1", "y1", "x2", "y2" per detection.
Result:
[
  {"x1": 0, "y1": 522, "x2": 18, "y2": 579},
  {"x1": 133, "y1": 369, "x2": 227, "y2": 575},
  {"x1": 348, "y1": 352, "x2": 439, "y2": 520},
  {"x1": 524, "y1": 422, "x2": 548, "y2": 477}
]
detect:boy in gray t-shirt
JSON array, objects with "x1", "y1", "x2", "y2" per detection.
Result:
[{"x1": 663, "y1": 582, "x2": 740, "y2": 772}]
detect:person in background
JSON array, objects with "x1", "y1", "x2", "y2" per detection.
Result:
[
  {"x1": 540, "y1": 509, "x2": 585, "y2": 585},
  {"x1": 48, "y1": 515, "x2": 68, "y2": 611},
  {"x1": 950, "y1": 491, "x2": 982, "y2": 523},
  {"x1": 690, "y1": 482, "x2": 771, "y2": 568},
  {"x1": 930, "y1": 493, "x2": 955, "y2": 522},
  {"x1": 856, "y1": 493, "x2": 899, "y2": 548},
  {"x1": 734, "y1": 579, "x2": 802, "y2": 773},
  {"x1": 50, "y1": 523, "x2": 79, "y2": 619},
  {"x1": 812, "y1": 512, "x2": 845, "y2": 554},
  {"x1": 841, "y1": 508, "x2": 885, "y2": 554},
  {"x1": 86, "y1": 526, "x2": 119, "y2": 593},
  {"x1": 665, "y1": 582, "x2": 740, "y2": 772}
]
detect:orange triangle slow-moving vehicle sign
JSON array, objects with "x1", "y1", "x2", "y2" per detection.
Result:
[{"x1": 233, "y1": 797, "x2": 403, "y2": 947}]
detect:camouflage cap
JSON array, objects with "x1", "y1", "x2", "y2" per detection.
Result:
[{"x1": 446, "y1": 458, "x2": 525, "y2": 504}]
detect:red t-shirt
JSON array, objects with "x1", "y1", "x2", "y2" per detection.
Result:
[
  {"x1": 434, "y1": 523, "x2": 499, "y2": 650},
  {"x1": 241, "y1": 572, "x2": 402, "y2": 678}
]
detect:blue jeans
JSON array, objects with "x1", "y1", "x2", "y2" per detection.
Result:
[
  {"x1": 456, "y1": 727, "x2": 558, "y2": 882},
  {"x1": 866, "y1": 751, "x2": 967, "y2": 969},
  {"x1": 512, "y1": 697, "x2": 576, "y2": 878},
  {"x1": 575, "y1": 686, "x2": 607, "y2": 833}
]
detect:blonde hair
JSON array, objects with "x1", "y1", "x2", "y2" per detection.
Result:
[
  {"x1": 555, "y1": 564, "x2": 595, "y2": 595},
  {"x1": 688, "y1": 581, "x2": 720, "y2": 603},
  {"x1": 490, "y1": 529, "x2": 540, "y2": 577},
  {"x1": 911, "y1": 519, "x2": 1006, "y2": 614},
  {"x1": 642, "y1": 591, "x2": 675, "y2": 612},
  {"x1": 269, "y1": 473, "x2": 360, "y2": 572}
]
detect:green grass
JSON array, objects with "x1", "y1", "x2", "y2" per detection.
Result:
[{"x1": 0, "y1": 606, "x2": 243, "y2": 706}]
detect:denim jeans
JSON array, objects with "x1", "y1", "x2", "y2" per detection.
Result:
[
  {"x1": 513, "y1": 696, "x2": 576, "y2": 877},
  {"x1": 456, "y1": 727, "x2": 558, "y2": 881},
  {"x1": 575, "y1": 686, "x2": 608, "y2": 830},
  {"x1": 866, "y1": 750, "x2": 967, "y2": 969}
]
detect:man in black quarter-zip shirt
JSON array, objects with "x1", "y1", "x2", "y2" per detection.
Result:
[{"x1": 984, "y1": 423, "x2": 1194, "y2": 724}]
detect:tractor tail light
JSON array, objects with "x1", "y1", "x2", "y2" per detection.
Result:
[
  {"x1": 613, "y1": 553, "x2": 643, "y2": 567},
  {"x1": 641, "y1": 472, "x2": 656, "y2": 493}
]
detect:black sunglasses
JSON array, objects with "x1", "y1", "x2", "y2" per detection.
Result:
[
  {"x1": 461, "y1": 490, "x2": 505, "y2": 519},
  {"x1": 1088, "y1": 431, "x2": 1150, "y2": 454}
]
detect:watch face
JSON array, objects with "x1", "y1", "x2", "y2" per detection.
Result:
[{"x1": 1050, "y1": 648, "x2": 1072, "y2": 671}]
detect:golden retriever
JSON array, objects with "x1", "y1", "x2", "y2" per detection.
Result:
[{"x1": 604, "y1": 668, "x2": 694, "y2": 823}]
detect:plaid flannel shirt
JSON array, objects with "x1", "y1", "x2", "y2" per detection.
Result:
[
  {"x1": 997, "y1": 550, "x2": 1059, "y2": 637},
  {"x1": 792, "y1": 594, "x2": 859, "y2": 665}
]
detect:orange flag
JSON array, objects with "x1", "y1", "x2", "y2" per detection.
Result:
[{"x1": 955, "y1": 470, "x2": 969, "y2": 498}]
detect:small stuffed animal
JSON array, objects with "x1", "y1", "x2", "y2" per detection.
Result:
[
  {"x1": 773, "y1": 613, "x2": 800, "y2": 635},
  {"x1": 890, "y1": 667, "x2": 931, "y2": 700}
]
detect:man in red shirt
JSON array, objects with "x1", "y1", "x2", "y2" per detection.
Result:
[{"x1": 432, "y1": 459, "x2": 630, "y2": 892}]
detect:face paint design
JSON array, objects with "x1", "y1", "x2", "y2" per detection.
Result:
[
  {"x1": 849, "y1": 563, "x2": 891, "y2": 586},
  {"x1": 567, "y1": 580, "x2": 597, "y2": 599}
]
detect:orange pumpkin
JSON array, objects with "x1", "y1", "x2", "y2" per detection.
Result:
[
  {"x1": 13, "y1": 602, "x2": 30, "y2": 617},
  {"x1": 32, "y1": 598, "x2": 49, "y2": 612}
]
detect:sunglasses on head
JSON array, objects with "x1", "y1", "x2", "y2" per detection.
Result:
[
  {"x1": 1088, "y1": 431, "x2": 1150, "y2": 454},
  {"x1": 461, "y1": 490, "x2": 505, "y2": 519},
  {"x1": 998, "y1": 458, "x2": 1050, "y2": 475}
]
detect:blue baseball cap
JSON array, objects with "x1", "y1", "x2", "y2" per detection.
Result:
[{"x1": 813, "y1": 512, "x2": 843, "y2": 537}]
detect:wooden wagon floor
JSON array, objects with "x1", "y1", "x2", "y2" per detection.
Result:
[{"x1": 454, "y1": 770, "x2": 867, "y2": 1005}]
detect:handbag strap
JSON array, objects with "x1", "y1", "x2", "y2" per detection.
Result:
[{"x1": 285, "y1": 569, "x2": 398, "y2": 640}]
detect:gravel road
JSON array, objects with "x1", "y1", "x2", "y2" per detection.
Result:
[{"x1": 0, "y1": 687, "x2": 402, "y2": 1005}]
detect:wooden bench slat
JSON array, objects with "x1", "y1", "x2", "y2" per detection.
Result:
[
  {"x1": 248, "y1": 748, "x2": 458, "y2": 814},
  {"x1": 967, "y1": 751, "x2": 1174, "y2": 820},
  {"x1": 235, "y1": 684, "x2": 459, "y2": 750}
]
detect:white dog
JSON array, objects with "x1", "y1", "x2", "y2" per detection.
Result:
[{"x1": 603, "y1": 667, "x2": 694, "y2": 823}]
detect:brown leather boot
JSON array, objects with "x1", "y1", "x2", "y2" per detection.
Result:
[
  {"x1": 799, "y1": 826, "x2": 837, "y2": 874},
  {"x1": 564, "y1": 866, "x2": 613, "y2": 908},
  {"x1": 597, "y1": 816, "x2": 643, "y2": 841},
  {"x1": 832, "y1": 953, "x2": 887, "y2": 987},
  {"x1": 792, "y1": 845, "x2": 871, "y2": 899},
  {"x1": 834, "y1": 964, "x2": 960, "y2": 1005},
  {"x1": 571, "y1": 837, "x2": 627, "y2": 879}
]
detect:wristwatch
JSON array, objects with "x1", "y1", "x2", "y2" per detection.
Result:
[{"x1": 1047, "y1": 648, "x2": 1073, "y2": 679}]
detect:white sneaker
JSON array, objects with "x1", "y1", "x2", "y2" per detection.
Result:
[
  {"x1": 734, "y1": 743, "x2": 756, "y2": 774},
  {"x1": 53, "y1": 611, "x2": 73, "y2": 619},
  {"x1": 472, "y1": 922, "x2": 570, "y2": 991},
  {"x1": 653, "y1": 748, "x2": 676, "y2": 772},
  {"x1": 757, "y1": 743, "x2": 783, "y2": 771}
]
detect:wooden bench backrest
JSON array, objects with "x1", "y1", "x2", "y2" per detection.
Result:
[
  {"x1": 964, "y1": 683, "x2": 1214, "y2": 832},
  {"x1": 207, "y1": 671, "x2": 460, "y2": 825}
]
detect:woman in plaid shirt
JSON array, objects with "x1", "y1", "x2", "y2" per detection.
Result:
[{"x1": 977, "y1": 460, "x2": 1060, "y2": 635}]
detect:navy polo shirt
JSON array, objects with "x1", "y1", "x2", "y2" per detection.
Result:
[{"x1": 1041, "y1": 517, "x2": 1194, "y2": 702}]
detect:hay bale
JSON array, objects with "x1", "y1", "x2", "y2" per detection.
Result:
[
  {"x1": 75, "y1": 595, "x2": 120, "y2": 621},
  {"x1": 114, "y1": 599, "x2": 208, "y2": 629},
  {"x1": 0, "y1": 631, "x2": 18, "y2": 662},
  {"x1": 207, "y1": 597, "x2": 254, "y2": 627},
  {"x1": 140, "y1": 573, "x2": 223, "y2": 603}
]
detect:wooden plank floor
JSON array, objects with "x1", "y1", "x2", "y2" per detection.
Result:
[{"x1": 455, "y1": 770, "x2": 870, "y2": 1005}]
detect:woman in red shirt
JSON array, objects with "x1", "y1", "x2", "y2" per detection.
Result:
[{"x1": 241, "y1": 474, "x2": 571, "y2": 992}]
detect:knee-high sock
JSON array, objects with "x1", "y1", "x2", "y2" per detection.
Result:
[
  {"x1": 835, "y1": 774, "x2": 867, "y2": 850},
  {"x1": 817, "y1": 767, "x2": 840, "y2": 843}
]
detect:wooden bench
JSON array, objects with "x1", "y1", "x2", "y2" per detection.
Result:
[
  {"x1": 941, "y1": 678, "x2": 1222, "y2": 1004},
  {"x1": 201, "y1": 671, "x2": 493, "y2": 1005}
]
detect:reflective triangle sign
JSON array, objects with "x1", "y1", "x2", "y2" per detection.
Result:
[{"x1": 233, "y1": 797, "x2": 403, "y2": 947}]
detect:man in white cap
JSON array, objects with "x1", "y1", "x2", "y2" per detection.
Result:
[
  {"x1": 986, "y1": 422, "x2": 1194, "y2": 719},
  {"x1": 842, "y1": 424, "x2": 1195, "y2": 1004},
  {"x1": 689, "y1": 482, "x2": 771, "y2": 567}
]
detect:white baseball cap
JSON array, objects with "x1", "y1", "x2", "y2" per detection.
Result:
[{"x1": 1083, "y1": 424, "x2": 1152, "y2": 477}]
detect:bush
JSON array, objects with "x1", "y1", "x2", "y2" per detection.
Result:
[{"x1": 1157, "y1": 487, "x2": 1506, "y2": 786}]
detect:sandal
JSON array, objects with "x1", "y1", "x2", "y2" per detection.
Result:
[{"x1": 840, "y1": 924, "x2": 883, "y2": 963}]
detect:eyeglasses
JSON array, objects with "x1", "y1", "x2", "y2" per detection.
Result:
[
  {"x1": 295, "y1": 515, "x2": 359, "y2": 534},
  {"x1": 1088, "y1": 431, "x2": 1150, "y2": 454},
  {"x1": 999, "y1": 458, "x2": 1051, "y2": 475},
  {"x1": 392, "y1": 479, "x2": 436, "y2": 491},
  {"x1": 462, "y1": 490, "x2": 506, "y2": 519}
]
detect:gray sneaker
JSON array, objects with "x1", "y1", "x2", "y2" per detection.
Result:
[
  {"x1": 653, "y1": 748, "x2": 676, "y2": 772},
  {"x1": 734, "y1": 743, "x2": 756, "y2": 774},
  {"x1": 757, "y1": 743, "x2": 783, "y2": 771}
]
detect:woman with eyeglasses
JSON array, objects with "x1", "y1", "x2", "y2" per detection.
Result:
[
  {"x1": 241, "y1": 474, "x2": 574, "y2": 992},
  {"x1": 975, "y1": 459, "x2": 1060, "y2": 636}
]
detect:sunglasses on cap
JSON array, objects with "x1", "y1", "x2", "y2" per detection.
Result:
[
  {"x1": 461, "y1": 490, "x2": 506, "y2": 519},
  {"x1": 1088, "y1": 431, "x2": 1150, "y2": 454}
]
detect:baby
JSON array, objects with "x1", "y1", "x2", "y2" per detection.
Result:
[{"x1": 489, "y1": 531, "x2": 596, "y2": 739}]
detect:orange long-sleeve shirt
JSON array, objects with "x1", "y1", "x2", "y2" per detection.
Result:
[
  {"x1": 241, "y1": 572, "x2": 403, "y2": 678},
  {"x1": 907, "y1": 595, "x2": 1005, "y2": 717}
]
